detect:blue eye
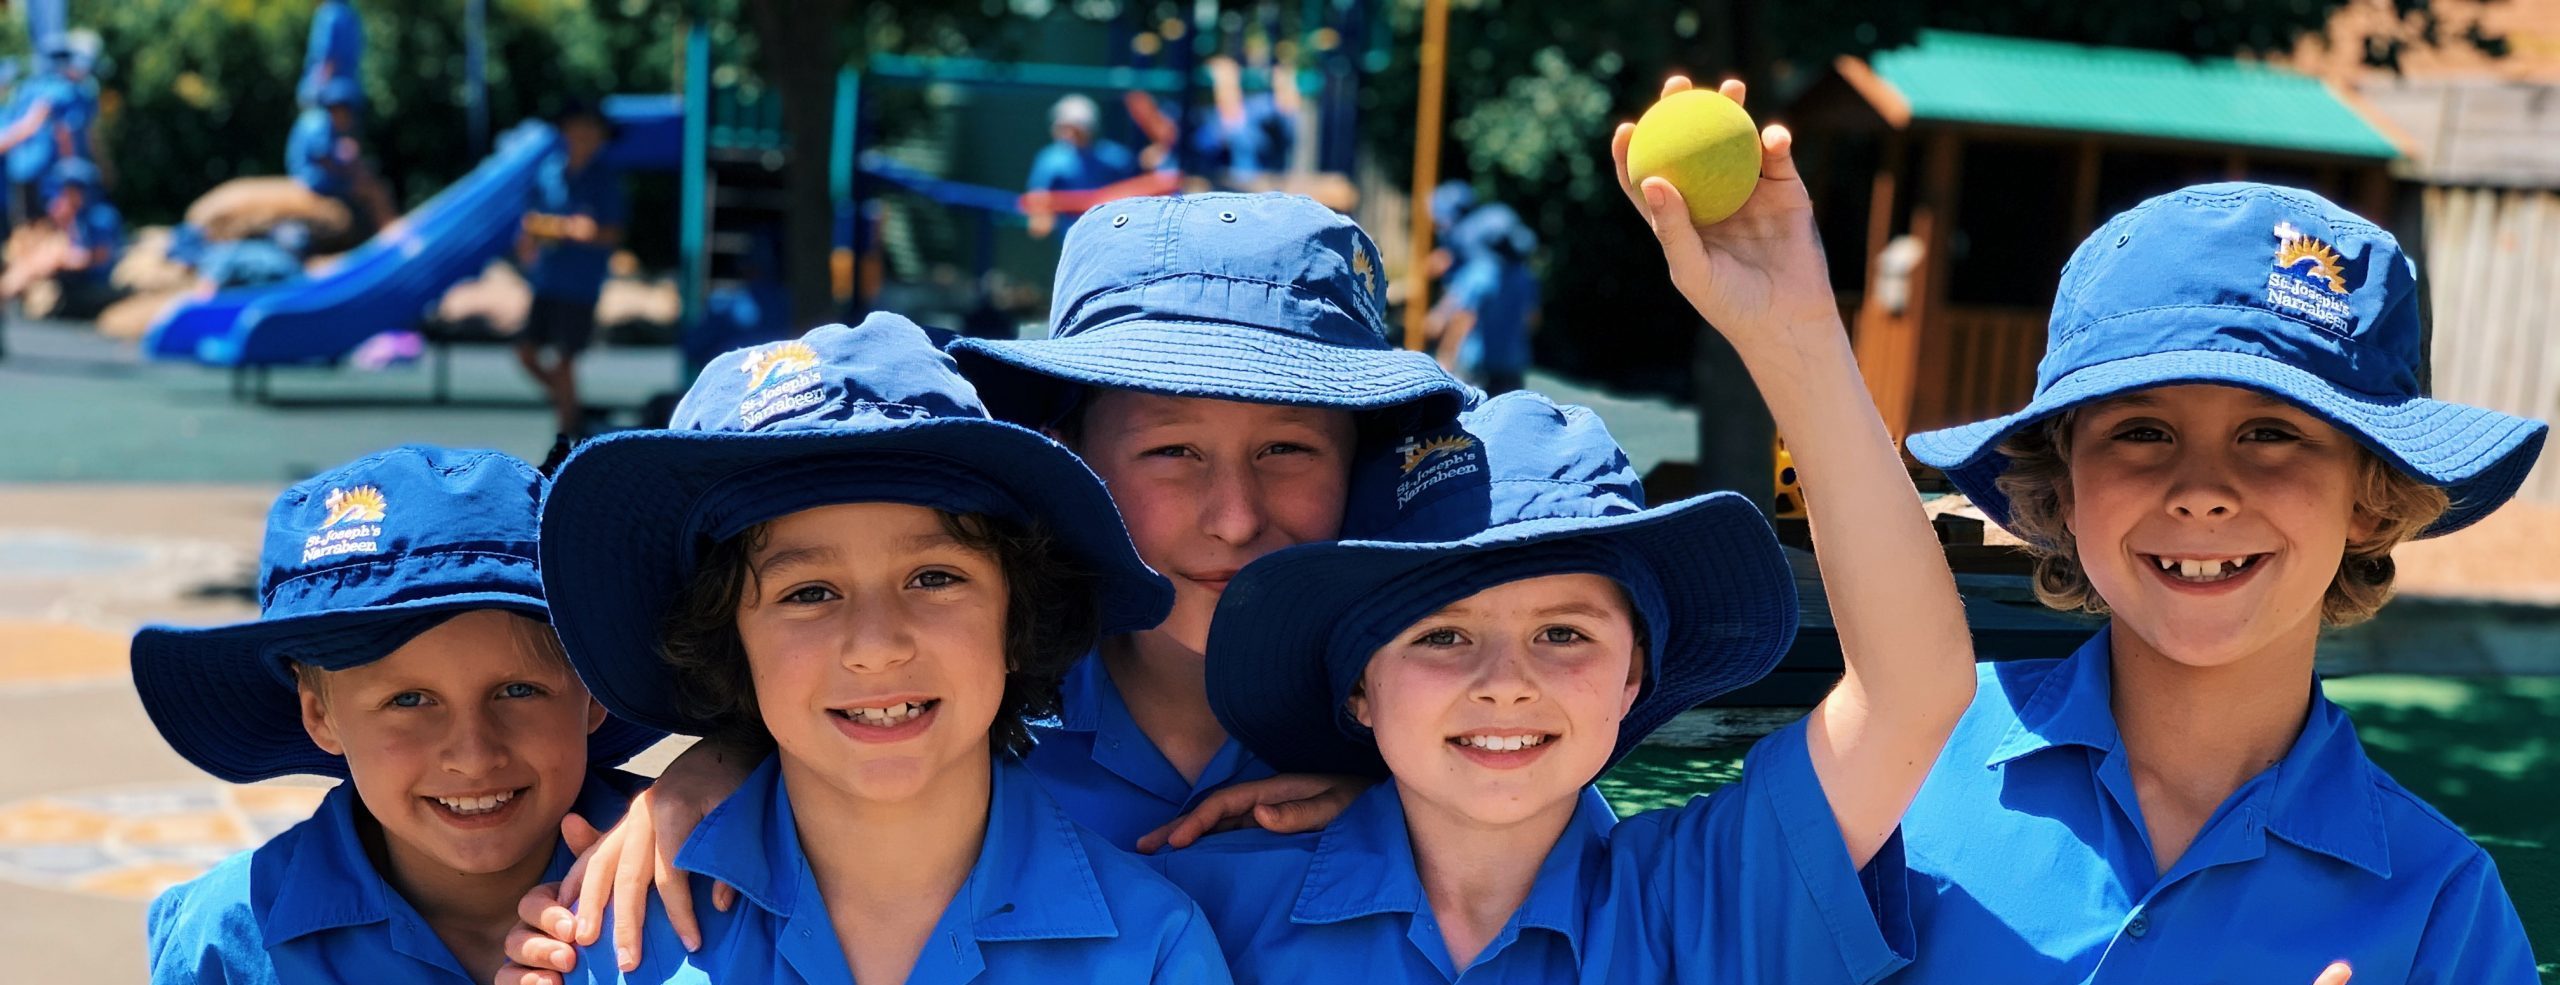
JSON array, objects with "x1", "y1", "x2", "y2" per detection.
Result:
[
  {"x1": 388, "y1": 692, "x2": 426, "y2": 709},
  {"x1": 911, "y1": 570, "x2": 964, "y2": 589},
  {"x1": 1539, "y1": 626, "x2": 1589, "y2": 644},
  {"x1": 499, "y1": 682, "x2": 541, "y2": 699},
  {"x1": 1413, "y1": 628, "x2": 1464, "y2": 647}
]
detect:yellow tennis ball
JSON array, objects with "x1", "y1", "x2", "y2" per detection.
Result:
[{"x1": 1625, "y1": 89, "x2": 1762, "y2": 226}]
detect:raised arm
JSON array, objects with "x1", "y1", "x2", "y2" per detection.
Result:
[{"x1": 1613, "y1": 77, "x2": 1973, "y2": 869}]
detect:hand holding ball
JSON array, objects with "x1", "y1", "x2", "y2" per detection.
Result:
[{"x1": 1624, "y1": 89, "x2": 1761, "y2": 226}]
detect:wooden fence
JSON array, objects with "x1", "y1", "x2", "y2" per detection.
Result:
[{"x1": 2423, "y1": 186, "x2": 2560, "y2": 505}]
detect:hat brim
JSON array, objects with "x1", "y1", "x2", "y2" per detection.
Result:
[
  {"x1": 540, "y1": 418, "x2": 1171, "y2": 736},
  {"x1": 1206, "y1": 491, "x2": 1797, "y2": 778},
  {"x1": 948, "y1": 320, "x2": 1466, "y2": 430},
  {"x1": 1907, "y1": 349, "x2": 2547, "y2": 538},
  {"x1": 131, "y1": 597, "x2": 664, "y2": 784}
]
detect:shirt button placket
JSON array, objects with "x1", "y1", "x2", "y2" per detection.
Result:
[{"x1": 2124, "y1": 911, "x2": 2150, "y2": 940}]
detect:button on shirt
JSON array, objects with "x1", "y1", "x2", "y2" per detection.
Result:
[
  {"x1": 1892, "y1": 629, "x2": 2539, "y2": 984},
  {"x1": 1025, "y1": 654, "x2": 1278, "y2": 850},
  {"x1": 567, "y1": 754, "x2": 1232, "y2": 985},
  {"x1": 1149, "y1": 719, "x2": 1914, "y2": 983},
  {"x1": 146, "y1": 770, "x2": 640, "y2": 985},
  {"x1": 528, "y1": 153, "x2": 626, "y2": 305}
]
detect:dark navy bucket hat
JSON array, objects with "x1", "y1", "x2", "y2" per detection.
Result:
[
  {"x1": 946, "y1": 192, "x2": 1466, "y2": 430},
  {"x1": 1206, "y1": 391, "x2": 1797, "y2": 778},
  {"x1": 1908, "y1": 182, "x2": 2546, "y2": 537},
  {"x1": 129, "y1": 446, "x2": 665, "y2": 784},
  {"x1": 541, "y1": 313, "x2": 1173, "y2": 736}
]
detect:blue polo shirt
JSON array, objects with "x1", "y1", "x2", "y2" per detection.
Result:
[
  {"x1": 527, "y1": 153, "x2": 626, "y2": 304},
  {"x1": 1026, "y1": 139, "x2": 1138, "y2": 194},
  {"x1": 566, "y1": 754, "x2": 1231, "y2": 984},
  {"x1": 61, "y1": 199, "x2": 121, "y2": 284},
  {"x1": 1445, "y1": 259, "x2": 1537, "y2": 377},
  {"x1": 1892, "y1": 629, "x2": 2539, "y2": 983},
  {"x1": 298, "y1": 0, "x2": 365, "y2": 107},
  {"x1": 146, "y1": 771, "x2": 640, "y2": 984},
  {"x1": 286, "y1": 108, "x2": 347, "y2": 198},
  {"x1": 1024, "y1": 655, "x2": 1279, "y2": 850},
  {"x1": 5, "y1": 74, "x2": 75, "y2": 185},
  {"x1": 1149, "y1": 719, "x2": 1914, "y2": 983}
]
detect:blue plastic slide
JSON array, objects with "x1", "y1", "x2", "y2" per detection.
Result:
[{"x1": 144, "y1": 120, "x2": 561, "y2": 365}]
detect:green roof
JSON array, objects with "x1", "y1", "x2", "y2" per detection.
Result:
[{"x1": 1866, "y1": 31, "x2": 2399, "y2": 160}]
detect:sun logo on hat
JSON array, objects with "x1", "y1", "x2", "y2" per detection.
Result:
[
  {"x1": 320, "y1": 486, "x2": 386, "y2": 527},
  {"x1": 741, "y1": 341, "x2": 821, "y2": 394},
  {"x1": 1398, "y1": 434, "x2": 1476, "y2": 474},
  {"x1": 2272, "y1": 222, "x2": 2349, "y2": 295},
  {"x1": 1350, "y1": 245, "x2": 1379, "y2": 300}
]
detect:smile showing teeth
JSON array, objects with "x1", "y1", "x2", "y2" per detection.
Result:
[
  {"x1": 837, "y1": 700, "x2": 933, "y2": 726},
  {"x1": 431, "y1": 790, "x2": 516, "y2": 815},
  {"x1": 1453, "y1": 734, "x2": 1551, "y2": 752},
  {"x1": 2149, "y1": 554, "x2": 2262, "y2": 584}
]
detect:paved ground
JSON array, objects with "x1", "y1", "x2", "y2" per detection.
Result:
[{"x1": 0, "y1": 316, "x2": 2551, "y2": 981}]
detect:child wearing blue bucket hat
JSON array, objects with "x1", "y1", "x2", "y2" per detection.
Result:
[
  {"x1": 1886, "y1": 182, "x2": 2547, "y2": 981},
  {"x1": 532, "y1": 314, "x2": 1229, "y2": 983},
  {"x1": 135, "y1": 445, "x2": 664, "y2": 984},
  {"x1": 506, "y1": 193, "x2": 1475, "y2": 975},
  {"x1": 1128, "y1": 77, "x2": 1978, "y2": 981}
]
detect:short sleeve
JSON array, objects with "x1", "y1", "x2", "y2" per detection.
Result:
[
  {"x1": 1611, "y1": 718, "x2": 1915, "y2": 984},
  {"x1": 2410, "y1": 852, "x2": 2539, "y2": 985}
]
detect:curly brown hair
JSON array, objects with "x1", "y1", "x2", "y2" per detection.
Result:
[
  {"x1": 656, "y1": 510, "x2": 1103, "y2": 756},
  {"x1": 1992, "y1": 411, "x2": 2450, "y2": 627}
]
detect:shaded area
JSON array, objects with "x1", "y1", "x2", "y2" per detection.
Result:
[{"x1": 1600, "y1": 676, "x2": 2560, "y2": 982}]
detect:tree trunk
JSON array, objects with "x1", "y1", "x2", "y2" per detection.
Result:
[{"x1": 747, "y1": 0, "x2": 854, "y2": 330}]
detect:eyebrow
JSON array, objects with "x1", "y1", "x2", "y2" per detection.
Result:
[
  {"x1": 752, "y1": 543, "x2": 839, "y2": 578},
  {"x1": 1533, "y1": 600, "x2": 1619, "y2": 621}
]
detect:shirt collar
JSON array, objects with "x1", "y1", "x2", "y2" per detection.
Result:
[
  {"x1": 1050, "y1": 653, "x2": 1108, "y2": 732},
  {"x1": 266, "y1": 771, "x2": 628, "y2": 949},
  {"x1": 1984, "y1": 626, "x2": 2391, "y2": 877},
  {"x1": 1293, "y1": 781, "x2": 1615, "y2": 965},
  {"x1": 680, "y1": 754, "x2": 1121, "y2": 942},
  {"x1": 1984, "y1": 628, "x2": 2125, "y2": 768}
]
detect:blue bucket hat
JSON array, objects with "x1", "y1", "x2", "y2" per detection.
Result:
[
  {"x1": 946, "y1": 192, "x2": 1466, "y2": 430},
  {"x1": 1908, "y1": 182, "x2": 2546, "y2": 537},
  {"x1": 44, "y1": 158, "x2": 98, "y2": 200},
  {"x1": 1206, "y1": 391, "x2": 1798, "y2": 777},
  {"x1": 129, "y1": 446, "x2": 665, "y2": 784},
  {"x1": 1429, "y1": 180, "x2": 1476, "y2": 230},
  {"x1": 540, "y1": 313, "x2": 1173, "y2": 736}
]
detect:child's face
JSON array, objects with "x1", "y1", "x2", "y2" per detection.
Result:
[
  {"x1": 562, "y1": 116, "x2": 607, "y2": 164},
  {"x1": 734, "y1": 502, "x2": 1011, "y2": 803},
  {"x1": 1351, "y1": 573, "x2": 1642, "y2": 828},
  {"x1": 1069, "y1": 390, "x2": 1358, "y2": 654},
  {"x1": 2064, "y1": 384, "x2": 2375, "y2": 667},
  {"x1": 299, "y1": 609, "x2": 605, "y2": 879}
]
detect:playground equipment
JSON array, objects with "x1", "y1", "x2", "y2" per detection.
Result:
[{"x1": 139, "y1": 97, "x2": 681, "y2": 400}]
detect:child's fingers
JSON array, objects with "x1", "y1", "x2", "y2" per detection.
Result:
[
  {"x1": 610, "y1": 841, "x2": 650, "y2": 970},
  {"x1": 495, "y1": 958, "x2": 566, "y2": 985},
  {"x1": 559, "y1": 813, "x2": 603, "y2": 856},
  {"x1": 501, "y1": 920, "x2": 577, "y2": 977},
  {"x1": 1719, "y1": 78, "x2": 1746, "y2": 107},
  {"x1": 516, "y1": 881, "x2": 577, "y2": 946},
  {"x1": 1760, "y1": 124, "x2": 1800, "y2": 183},
  {"x1": 571, "y1": 837, "x2": 619, "y2": 945},
  {"x1": 1610, "y1": 123, "x2": 1645, "y2": 215},
  {"x1": 656, "y1": 852, "x2": 702, "y2": 952},
  {"x1": 1659, "y1": 75, "x2": 1692, "y2": 99},
  {"x1": 713, "y1": 881, "x2": 738, "y2": 914},
  {"x1": 2314, "y1": 962, "x2": 2353, "y2": 985}
]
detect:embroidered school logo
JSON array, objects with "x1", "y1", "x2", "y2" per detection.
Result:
[
  {"x1": 320, "y1": 486, "x2": 386, "y2": 526},
  {"x1": 1393, "y1": 432, "x2": 1483, "y2": 508},
  {"x1": 740, "y1": 341, "x2": 821, "y2": 394},
  {"x1": 1350, "y1": 245, "x2": 1379, "y2": 300},
  {"x1": 1398, "y1": 434, "x2": 1475, "y2": 474},
  {"x1": 2264, "y1": 222, "x2": 2355, "y2": 335},
  {"x1": 302, "y1": 485, "x2": 386, "y2": 563},
  {"x1": 735, "y1": 340, "x2": 828, "y2": 428}
]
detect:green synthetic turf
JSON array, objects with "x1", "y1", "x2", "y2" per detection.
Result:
[{"x1": 1599, "y1": 675, "x2": 2560, "y2": 981}]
